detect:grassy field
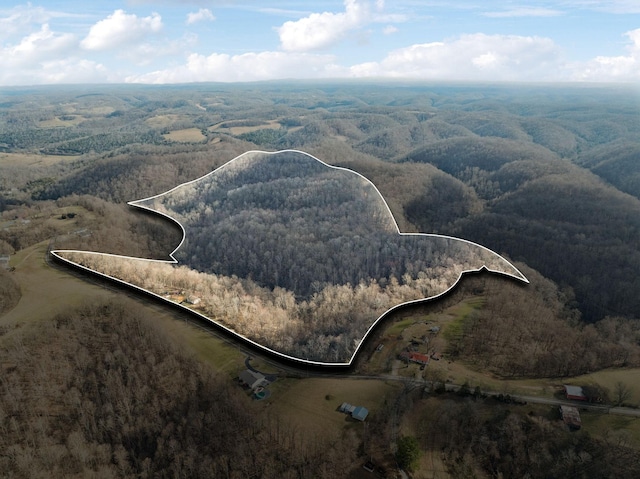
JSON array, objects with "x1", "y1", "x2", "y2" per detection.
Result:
[
  {"x1": 0, "y1": 152, "x2": 79, "y2": 167},
  {"x1": 163, "y1": 127, "x2": 206, "y2": 142},
  {"x1": 0, "y1": 241, "x2": 246, "y2": 375},
  {"x1": 1, "y1": 242, "x2": 114, "y2": 330},
  {"x1": 145, "y1": 114, "x2": 184, "y2": 128},
  {"x1": 580, "y1": 410, "x2": 640, "y2": 447},
  {"x1": 442, "y1": 297, "x2": 485, "y2": 342},
  {"x1": 209, "y1": 120, "x2": 283, "y2": 135},
  {"x1": 571, "y1": 368, "x2": 640, "y2": 405},
  {"x1": 266, "y1": 377, "x2": 400, "y2": 439},
  {"x1": 38, "y1": 115, "x2": 85, "y2": 128}
]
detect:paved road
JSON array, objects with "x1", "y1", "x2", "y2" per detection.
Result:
[{"x1": 344, "y1": 374, "x2": 640, "y2": 418}]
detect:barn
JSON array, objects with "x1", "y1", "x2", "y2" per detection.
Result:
[{"x1": 563, "y1": 385, "x2": 587, "y2": 401}]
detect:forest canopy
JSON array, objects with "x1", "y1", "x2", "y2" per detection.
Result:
[{"x1": 53, "y1": 150, "x2": 525, "y2": 364}]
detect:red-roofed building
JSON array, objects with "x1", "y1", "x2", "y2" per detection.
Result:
[
  {"x1": 563, "y1": 385, "x2": 587, "y2": 401},
  {"x1": 399, "y1": 351, "x2": 430, "y2": 365}
]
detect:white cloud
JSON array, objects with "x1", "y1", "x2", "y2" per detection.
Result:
[
  {"x1": 126, "y1": 51, "x2": 344, "y2": 83},
  {"x1": 0, "y1": 55, "x2": 108, "y2": 86},
  {"x1": 37, "y1": 58, "x2": 110, "y2": 84},
  {"x1": 278, "y1": 0, "x2": 368, "y2": 51},
  {"x1": 1, "y1": 24, "x2": 76, "y2": 67},
  {"x1": 349, "y1": 33, "x2": 564, "y2": 81},
  {"x1": 482, "y1": 7, "x2": 564, "y2": 18},
  {"x1": 81, "y1": 9, "x2": 162, "y2": 51},
  {"x1": 122, "y1": 33, "x2": 198, "y2": 66},
  {"x1": 277, "y1": 0, "x2": 406, "y2": 52},
  {"x1": 0, "y1": 3, "x2": 87, "y2": 40},
  {"x1": 186, "y1": 8, "x2": 215, "y2": 25},
  {"x1": 575, "y1": 28, "x2": 640, "y2": 81},
  {"x1": 383, "y1": 25, "x2": 398, "y2": 35}
]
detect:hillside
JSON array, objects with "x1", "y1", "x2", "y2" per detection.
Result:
[{"x1": 2, "y1": 82, "x2": 640, "y2": 477}]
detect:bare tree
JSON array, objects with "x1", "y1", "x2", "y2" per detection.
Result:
[{"x1": 614, "y1": 381, "x2": 633, "y2": 407}]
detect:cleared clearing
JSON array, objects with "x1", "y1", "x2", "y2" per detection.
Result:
[
  {"x1": 580, "y1": 410, "x2": 640, "y2": 448},
  {"x1": 266, "y1": 377, "x2": 399, "y2": 438},
  {"x1": 0, "y1": 242, "x2": 114, "y2": 329},
  {"x1": 38, "y1": 116, "x2": 84, "y2": 128},
  {"x1": 0, "y1": 241, "x2": 245, "y2": 374},
  {"x1": 145, "y1": 114, "x2": 184, "y2": 128},
  {"x1": 401, "y1": 398, "x2": 452, "y2": 479},
  {"x1": 571, "y1": 368, "x2": 640, "y2": 405},
  {"x1": 0, "y1": 152, "x2": 79, "y2": 167},
  {"x1": 209, "y1": 120, "x2": 282, "y2": 135},
  {"x1": 163, "y1": 127, "x2": 206, "y2": 142}
]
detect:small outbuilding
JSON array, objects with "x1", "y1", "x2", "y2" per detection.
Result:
[
  {"x1": 352, "y1": 406, "x2": 369, "y2": 422},
  {"x1": 339, "y1": 402, "x2": 369, "y2": 421},
  {"x1": 560, "y1": 405, "x2": 581, "y2": 430},
  {"x1": 563, "y1": 385, "x2": 587, "y2": 401}
]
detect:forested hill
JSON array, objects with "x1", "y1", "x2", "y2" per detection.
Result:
[
  {"x1": 130, "y1": 150, "x2": 522, "y2": 300},
  {"x1": 1, "y1": 82, "x2": 639, "y2": 323}
]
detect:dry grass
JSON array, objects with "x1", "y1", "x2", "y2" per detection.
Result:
[
  {"x1": 266, "y1": 377, "x2": 399, "y2": 438},
  {"x1": 210, "y1": 120, "x2": 282, "y2": 135},
  {"x1": 145, "y1": 114, "x2": 184, "y2": 128},
  {"x1": 163, "y1": 127, "x2": 206, "y2": 142},
  {"x1": 571, "y1": 368, "x2": 640, "y2": 404},
  {"x1": 86, "y1": 106, "x2": 115, "y2": 115},
  {"x1": 400, "y1": 398, "x2": 452, "y2": 478},
  {"x1": 0, "y1": 152, "x2": 79, "y2": 167},
  {"x1": 0, "y1": 242, "x2": 115, "y2": 330},
  {"x1": 0, "y1": 240, "x2": 245, "y2": 375},
  {"x1": 38, "y1": 115, "x2": 84, "y2": 128}
]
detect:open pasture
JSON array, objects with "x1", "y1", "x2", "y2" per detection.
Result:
[
  {"x1": 0, "y1": 152, "x2": 79, "y2": 167},
  {"x1": 163, "y1": 127, "x2": 206, "y2": 142}
]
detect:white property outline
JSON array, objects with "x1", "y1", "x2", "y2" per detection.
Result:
[{"x1": 52, "y1": 149, "x2": 528, "y2": 367}]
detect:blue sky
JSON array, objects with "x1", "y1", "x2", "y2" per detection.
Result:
[{"x1": 0, "y1": 1, "x2": 638, "y2": 85}]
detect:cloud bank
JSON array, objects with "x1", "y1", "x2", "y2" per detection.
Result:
[{"x1": 0, "y1": 2, "x2": 638, "y2": 85}]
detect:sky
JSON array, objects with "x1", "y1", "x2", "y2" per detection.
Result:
[{"x1": 0, "y1": 0, "x2": 638, "y2": 86}]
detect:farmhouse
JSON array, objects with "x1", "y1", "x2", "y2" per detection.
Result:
[
  {"x1": 563, "y1": 385, "x2": 587, "y2": 401},
  {"x1": 0, "y1": 255, "x2": 9, "y2": 270},
  {"x1": 560, "y1": 405, "x2": 582, "y2": 430},
  {"x1": 239, "y1": 370, "x2": 268, "y2": 390},
  {"x1": 399, "y1": 351, "x2": 430, "y2": 365}
]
